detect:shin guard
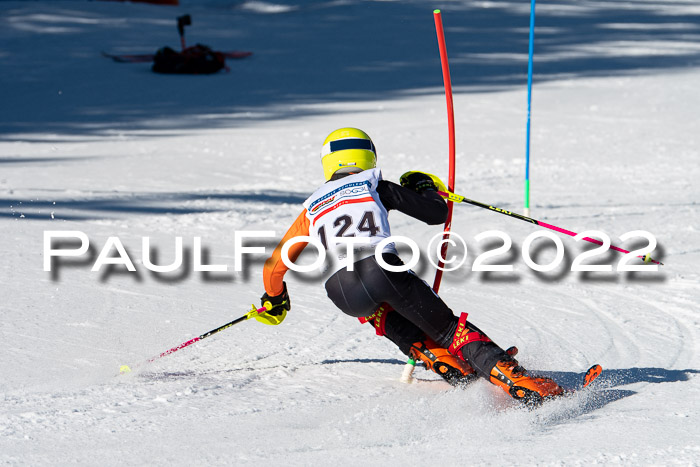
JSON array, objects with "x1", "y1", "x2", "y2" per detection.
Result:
[
  {"x1": 448, "y1": 313, "x2": 493, "y2": 357},
  {"x1": 358, "y1": 304, "x2": 392, "y2": 336}
]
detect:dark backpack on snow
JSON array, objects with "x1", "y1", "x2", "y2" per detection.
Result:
[{"x1": 152, "y1": 44, "x2": 226, "y2": 74}]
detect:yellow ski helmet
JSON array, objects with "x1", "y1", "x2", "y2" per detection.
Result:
[{"x1": 320, "y1": 128, "x2": 377, "y2": 181}]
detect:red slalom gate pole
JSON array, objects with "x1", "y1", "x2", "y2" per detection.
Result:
[
  {"x1": 400, "y1": 10, "x2": 458, "y2": 382},
  {"x1": 432, "y1": 9, "x2": 457, "y2": 293}
]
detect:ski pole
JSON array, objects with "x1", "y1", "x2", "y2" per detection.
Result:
[
  {"x1": 119, "y1": 305, "x2": 268, "y2": 374},
  {"x1": 437, "y1": 190, "x2": 663, "y2": 265},
  {"x1": 177, "y1": 14, "x2": 191, "y2": 51}
]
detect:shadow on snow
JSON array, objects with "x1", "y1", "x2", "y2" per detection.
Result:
[
  {"x1": 1, "y1": 0, "x2": 699, "y2": 140},
  {"x1": 0, "y1": 189, "x2": 307, "y2": 220}
]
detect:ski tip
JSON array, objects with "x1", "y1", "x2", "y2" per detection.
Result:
[
  {"x1": 433, "y1": 9, "x2": 441, "y2": 14},
  {"x1": 583, "y1": 364, "x2": 602, "y2": 388},
  {"x1": 119, "y1": 365, "x2": 132, "y2": 374}
]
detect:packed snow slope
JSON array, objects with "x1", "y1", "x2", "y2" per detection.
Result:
[{"x1": 1, "y1": 0, "x2": 699, "y2": 465}]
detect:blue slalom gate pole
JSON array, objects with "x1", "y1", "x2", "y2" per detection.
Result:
[{"x1": 524, "y1": 0, "x2": 536, "y2": 217}]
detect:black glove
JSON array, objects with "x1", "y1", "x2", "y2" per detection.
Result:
[
  {"x1": 400, "y1": 171, "x2": 438, "y2": 194},
  {"x1": 261, "y1": 282, "x2": 291, "y2": 316}
]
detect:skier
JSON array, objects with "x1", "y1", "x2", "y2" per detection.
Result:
[{"x1": 258, "y1": 127, "x2": 564, "y2": 404}]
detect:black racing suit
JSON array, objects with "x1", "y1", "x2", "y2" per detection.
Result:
[{"x1": 324, "y1": 180, "x2": 509, "y2": 378}]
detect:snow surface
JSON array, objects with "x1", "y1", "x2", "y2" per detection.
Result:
[{"x1": 1, "y1": 0, "x2": 699, "y2": 465}]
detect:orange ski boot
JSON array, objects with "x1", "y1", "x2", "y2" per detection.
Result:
[
  {"x1": 410, "y1": 339, "x2": 477, "y2": 386},
  {"x1": 489, "y1": 359, "x2": 564, "y2": 406}
]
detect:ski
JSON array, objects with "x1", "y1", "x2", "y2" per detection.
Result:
[
  {"x1": 102, "y1": 50, "x2": 252, "y2": 63},
  {"x1": 514, "y1": 364, "x2": 603, "y2": 408},
  {"x1": 101, "y1": 52, "x2": 153, "y2": 63},
  {"x1": 582, "y1": 363, "x2": 603, "y2": 389},
  {"x1": 560, "y1": 363, "x2": 602, "y2": 396}
]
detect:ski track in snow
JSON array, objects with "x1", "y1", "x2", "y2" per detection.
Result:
[{"x1": 1, "y1": 0, "x2": 700, "y2": 465}]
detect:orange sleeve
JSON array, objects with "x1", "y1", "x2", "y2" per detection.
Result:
[{"x1": 263, "y1": 209, "x2": 311, "y2": 296}]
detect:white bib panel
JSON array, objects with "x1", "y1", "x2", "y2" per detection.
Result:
[{"x1": 303, "y1": 168, "x2": 395, "y2": 272}]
